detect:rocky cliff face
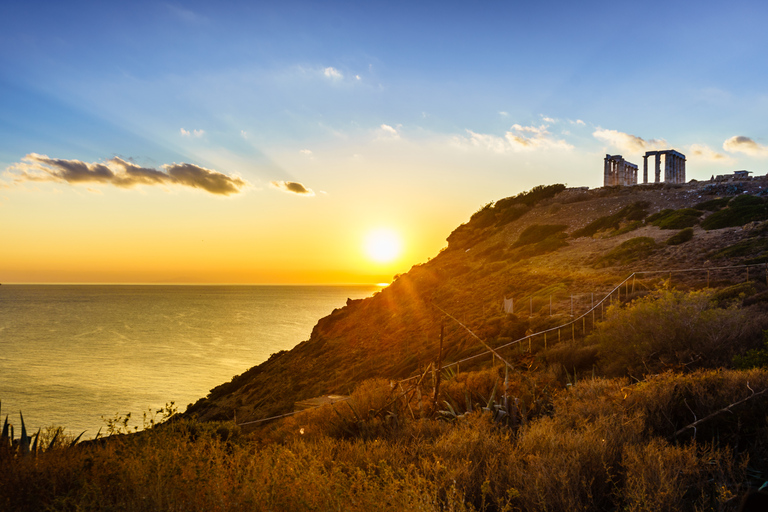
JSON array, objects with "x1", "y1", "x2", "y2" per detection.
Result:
[{"x1": 186, "y1": 179, "x2": 768, "y2": 423}]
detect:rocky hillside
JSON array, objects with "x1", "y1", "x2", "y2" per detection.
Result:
[{"x1": 186, "y1": 178, "x2": 768, "y2": 423}]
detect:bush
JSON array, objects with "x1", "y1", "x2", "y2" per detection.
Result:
[
  {"x1": 666, "y1": 227, "x2": 694, "y2": 245},
  {"x1": 572, "y1": 201, "x2": 650, "y2": 238},
  {"x1": 701, "y1": 196, "x2": 768, "y2": 230},
  {"x1": 513, "y1": 224, "x2": 568, "y2": 247},
  {"x1": 589, "y1": 289, "x2": 761, "y2": 377},
  {"x1": 648, "y1": 208, "x2": 701, "y2": 229},
  {"x1": 694, "y1": 197, "x2": 731, "y2": 211},
  {"x1": 594, "y1": 237, "x2": 656, "y2": 267}
]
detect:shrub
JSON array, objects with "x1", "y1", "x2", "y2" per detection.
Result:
[
  {"x1": 709, "y1": 237, "x2": 768, "y2": 259},
  {"x1": 572, "y1": 201, "x2": 650, "y2": 238},
  {"x1": 694, "y1": 197, "x2": 731, "y2": 211},
  {"x1": 589, "y1": 289, "x2": 761, "y2": 377},
  {"x1": 701, "y1": 196, "x2": 768, "y2": 230},
  {"x1": 666, "y1": 227, "x2": 694, "y2": 245},
  {"x1": 648, "y1": 208, "x2": 701, "y2": 229},
  {"x1": 594, "y1": 237, "x2": 656, "y2": 267},
  {"x1": 513, "y1": 224, "x2": 568, "y2": 247}
]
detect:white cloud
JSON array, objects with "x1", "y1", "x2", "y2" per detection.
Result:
[
  {"x1": 181, "y1": 128, "x2": 205, "y2": 138},
  {"x1": 355, "y1": 75, "x2": 361, "y2": 80},
  {"x1": 300, "y1": 149, "x2": 313, "y2": 155},
  {"x1": 240, "y1": 130, "x2": 247, "y2": 139},
  {"x1": 689, "y1": 143, "x2": 730, "y2": 162},
  {"x1": 377, "y1": 124, "x2": 401, "y2": 140},
  {"x1": 454, "y1": 122, "x2": 572, "y2": 153},
  {"x1": 541, "y1": 116, "x2": 556, "y2": 123},
  {"x1": 593, "y1": 128, "x2": 667, "y2": 153},
  {"x1": 723, "y1": 135, "x2": 768, "y2": 157},
  {"x1": 571, "y1": 119, "x2": 586, "y2": 126},
  {"x1": 499, "y1": 111, "x2": 509, "y2": 117},
  {"x1": 323, "y1": 67, "x2": 343, "y2": 80}
]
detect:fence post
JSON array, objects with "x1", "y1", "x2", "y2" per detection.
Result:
[{"x1": 434, "y1": 321, "x2": 444, "y2": 409}]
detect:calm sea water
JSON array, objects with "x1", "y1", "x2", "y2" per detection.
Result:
[{"x1": 0, "y1": 284, "x2": 379, "y2": 437}]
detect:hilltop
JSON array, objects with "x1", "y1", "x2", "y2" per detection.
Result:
[
  {"x1": 7, "y1": 177, "x2": 768, "y2": 512},
  {"x1": 186, "y1": 177, "x2": 768, "y2": 424}
]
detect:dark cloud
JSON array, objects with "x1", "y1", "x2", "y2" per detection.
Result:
[
  {"x1": 270, "y1": 180, "x2": 315, "y2": 196},
  {"x1": 6, "y1": 154, "x2": 247, "y2": 195},
  {"x1": 164, "y1": 163, "x2": 246, "y2": 195}
]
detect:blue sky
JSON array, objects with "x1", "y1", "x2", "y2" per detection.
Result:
[{"x1": 2, "y1": 0, "x2": 768, "y2": 283}]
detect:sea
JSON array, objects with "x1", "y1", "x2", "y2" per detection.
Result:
[{"x1": 0, "y1": 284, "x2": 380, "y2": 438}]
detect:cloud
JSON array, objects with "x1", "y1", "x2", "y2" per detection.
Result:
[
  {"x1": 6, "y1": 154, "x2": 246, "y2": 195},
  {"x1": 323, "y1": 67, "x2": 343, "y2": 80},
  {"x1": 571, "y1": 119, "x2": 586, "y2": 126},
  {"x1": 181, "y1": 128, "x2": 205, "y2": 137},
  {"x1": 455, "y1": 122, "x2": 572, "y2": 153},
  {"x1": 689, "y1": 143, "x2": 729, "y2": 162},
  {"x1": 241, "y1": 130, "x2": 247, "y2": 139},
  {"x1": 593, "y1": 129, "x2": 667, "y2": 153},
  {"x1": 377, "y1": 124, "x2": 400, "y2": 140},
  {"x1": 541, "y1": 116, "x2": 556, "y2": 123},
  {"x1": 300, "y1": 149, "x2": 313, "y2": 155},
  {"x1": 270, "y1": 180, "x2": 315, "y2": 196},
  {"x1": 499, "y1": 111, "x2": 509, "y2": 117},
  {"x1": 723, "y1": 135, "x2": 768, "y2": 157}
]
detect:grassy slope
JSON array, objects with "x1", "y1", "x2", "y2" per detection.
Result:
[{"x1": 186, "y1": 179, "x2": 768, "y2": 423}]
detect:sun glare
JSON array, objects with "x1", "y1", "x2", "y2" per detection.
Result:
[{"x1": 364, "y1": 229, "x2": 402, "y2": 263}]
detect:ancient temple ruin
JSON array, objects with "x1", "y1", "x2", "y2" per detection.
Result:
[
  {"x1": 603, "y1": 154, "x2": 638, "y2": 186},
  {"x1": 642, "y1": 150, "x2": 686, "y2": 184}
]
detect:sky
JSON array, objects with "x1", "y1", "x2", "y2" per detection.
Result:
[{"x1": 2, "y1": 0, "x2": 768, "y2": 284}]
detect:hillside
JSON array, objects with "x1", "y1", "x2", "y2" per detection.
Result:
[{"x1": 186, "y1": 178, "x2": 768, "y2": 424}]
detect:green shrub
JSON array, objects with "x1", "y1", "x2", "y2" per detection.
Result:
[
  {"x1": 709, "y1": 237, "x2": 768, "y2": 259},
  {"x1": 572, "y1": 201, "x2": 650, "y2": 238},
  {"x1": 701, "y1": 196, "x2": 768, "y2": 230},
  {"x1": 666, "y1": 227, "x2": 694, "y2": 245},
  {"x1": 648, "y1": 208, "x2": 701, "y2": 229},
  {"x1": 694, "y1": 197, "x2": 731, "y2": 211},
  {"x1": 594, "y1": 237, "x2": 656, "y2": 267},
  {"x1": 589, "y1": 289, "x2": 760, "y2": 377},
  {"x1": 733, "y1": 331, "x2": 768, "y2": 369},
  {"x1": 513, "y1": 224, "x2": 568, "y2": 247}
]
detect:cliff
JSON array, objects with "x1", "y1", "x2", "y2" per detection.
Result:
[{"x1": 185, "y1": 179, "x2": 768, "y2": 423}]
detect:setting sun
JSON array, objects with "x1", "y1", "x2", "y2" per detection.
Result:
[{"x1": 364, "y1": 228, "x2": 403, "y2": 263}]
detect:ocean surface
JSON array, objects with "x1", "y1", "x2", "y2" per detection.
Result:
[{"x1": 0, "y1": 284, "x2": 380, "y2": 437}]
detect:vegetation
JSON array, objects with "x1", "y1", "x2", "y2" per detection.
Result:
[
  {"x1": 447, "y1": 184, "x2": 566, "y2": 249},
  {"x1": 701, "y1": 195, "x2": 768, "y2": 230},
  {"x1": 666, "y1": 227, "x2": 694, "y2": 245},
  {"x1": 594, "y1": 237, "x2": 656, "y2": 267},
  {"x1": 647, "y1": 208, "x2": 701, "y2": 229},
  {"x1": 8, "y1": 181, "x2": 768, "y2": 510},
  {"x1": 571, "y1": 201, "x2": 650, "y2": 238},
  {"x1": 512, "y1": 224, "x2": 568, "y2": 247}
]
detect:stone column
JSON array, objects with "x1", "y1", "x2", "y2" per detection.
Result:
[
  {"x1": 643, "y1": 155, "x2": 648, "y2": 183},
  {"x1": 655, "y1": 154, "x2": 661, "y2": 183}
]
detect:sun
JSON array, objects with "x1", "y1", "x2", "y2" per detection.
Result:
[{"x1": 364, "y1": 228, "x2": 403, "y2": 263}]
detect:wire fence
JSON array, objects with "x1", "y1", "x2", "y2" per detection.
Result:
[{"x1": 237, "y1": 262, "x2": 768, "y2": 426}]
